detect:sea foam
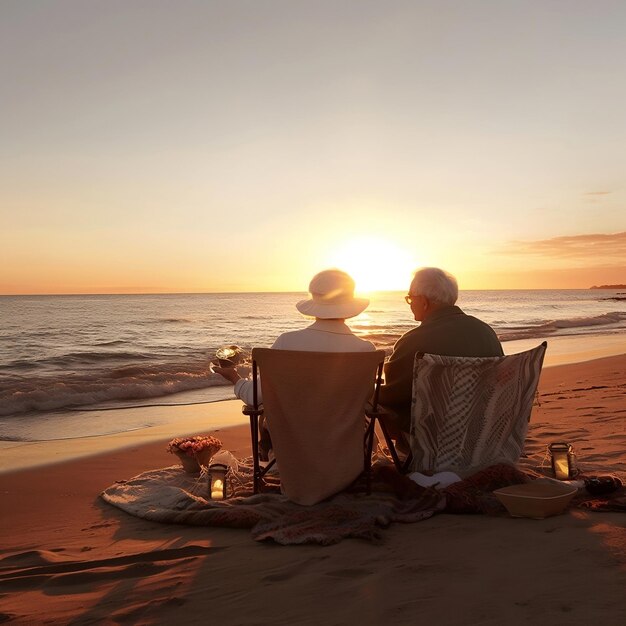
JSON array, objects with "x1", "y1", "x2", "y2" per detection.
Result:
[{"x1": 0, "y1": 363, "x2": 231, "y2": 418}]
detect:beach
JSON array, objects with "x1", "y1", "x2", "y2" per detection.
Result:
[
  {"x1": 1, "y1": 352, "x2": 624, "y2": 625},
  {"x1": 3, "y1": 2, "x2": 626, "y2": 623}
]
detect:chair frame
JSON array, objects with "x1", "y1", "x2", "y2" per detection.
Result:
[
  {"x1": 377, "y1": 415, "x2": 414, "y2": 474},
  {"x1": 242, "y1": 352, "x2": 386, "y2": 496}
]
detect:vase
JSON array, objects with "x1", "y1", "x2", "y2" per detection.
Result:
[
  {"x1": 194, "y1": 447, "x2": 215, "y2": 467},
  {"x1": 175, "y1": 448, "x2": 215, "y2": 475}
]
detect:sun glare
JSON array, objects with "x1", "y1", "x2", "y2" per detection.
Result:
[{"x1": 326, "y1": 237, "x2": 416, "y2": 293}]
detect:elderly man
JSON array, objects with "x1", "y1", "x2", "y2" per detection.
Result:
[{"x1": 379, "y1": 267, "x2": 503, "y2": 434}]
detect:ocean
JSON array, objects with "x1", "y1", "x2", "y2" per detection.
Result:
[{"x1": 1, "y1": 289, "x2": 624, "y2": 440}]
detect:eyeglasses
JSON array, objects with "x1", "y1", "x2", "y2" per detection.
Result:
[{"x1": 405, "y1": 294, "x2": 419, "y2": 305}]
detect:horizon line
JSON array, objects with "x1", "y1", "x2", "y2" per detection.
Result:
[{"x1": 1, "y1": 286, "x2": 618, "y2": 297}]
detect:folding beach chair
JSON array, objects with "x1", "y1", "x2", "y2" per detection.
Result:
[
  {"x1": 242, "y1": 349, "x2": 386, "y2": 505},
  {"x1": 380, "y1": 342, "x2": 547, "y2": 476}
]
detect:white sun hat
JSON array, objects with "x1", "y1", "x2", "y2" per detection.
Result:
[{"x1": 296, "y1": 269, "x2": 369, "y2": 319}]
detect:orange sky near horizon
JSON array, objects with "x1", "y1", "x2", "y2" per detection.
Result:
[
  {"x1": 3, "y1": 231, "x2": 624, "y2": 295},
  {"x1": 1, "y1": 2, "x2": 625, "y2": 295}
]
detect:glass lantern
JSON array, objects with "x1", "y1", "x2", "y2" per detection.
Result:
[
  {"x1": 208, "y1": 462, "x2": 229, "y2": 500},
  {"x1": 548, "y1": 442, "x2": 576, "y2": 480}
]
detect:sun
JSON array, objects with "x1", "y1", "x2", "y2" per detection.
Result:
[{"x1": 326, "y1": 237, "x2": 417, "y2": 293}]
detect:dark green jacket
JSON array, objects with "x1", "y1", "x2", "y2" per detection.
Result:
[{"x1": 378, "y1": 305, "x2": 503, "y2": 431}]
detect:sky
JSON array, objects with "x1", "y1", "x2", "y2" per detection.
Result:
[{"x1": 1, "y1": 0, "x2": 625, "y2": 294}]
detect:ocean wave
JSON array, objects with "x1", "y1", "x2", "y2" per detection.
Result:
[
  {"x1": 0, "y1": 363, "x2": 232, "y2": 417},
  {"x1": 2, "y1": 294, "x2": 624, "y2": 419},
  {"x1": 498, "y1": 312, "x2": 626, "y2": 342},
  {"x1": 360, "y1": 312, "x2": 626, "y2": 343},
  {"x1": 42, "y1": 350, "x2": 155, "y2": 366},
  {"x1": 137, "y1": 317, "x2": 192, "y2": 325},
  {"x1": 359, "y1": 312, "x2": 626, "y2": 345},
  {"x1": 360, "y1": 333, "x2": 401, "y2": 349},
  {"x1": 352, "y1": 324, "x2": 410, "y2": 332},
  {"x1": 0, "y1": 359, "x2": 45, "y2": 371}
]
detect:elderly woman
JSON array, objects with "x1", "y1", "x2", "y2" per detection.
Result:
[{"x1": 213, "y1": 269, "x2": 375, "y2": 406}]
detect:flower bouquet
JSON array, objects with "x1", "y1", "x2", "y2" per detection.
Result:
[{"x1": 167, "y1": 435, "x2": 222, "y2": 475}]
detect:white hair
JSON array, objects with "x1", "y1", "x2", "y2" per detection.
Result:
[{"x1": 410, "y1": 267, "x2": 458, "y2": 305}]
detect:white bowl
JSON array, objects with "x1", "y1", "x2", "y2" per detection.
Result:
[{"x1": 494, "y1": 480, "x2": 578, "y2": 519}]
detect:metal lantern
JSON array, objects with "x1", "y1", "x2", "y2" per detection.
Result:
[
  {"x1": 548, "y1": 442, "x2": 577, "y2": 480},
  {"x1": 208, "y1": 462, "x2": 229, "y2": 500}
]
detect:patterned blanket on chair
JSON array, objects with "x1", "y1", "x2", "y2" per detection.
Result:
[{"x1": 410, "y1": 346, "x2": 546, "y2": 474}]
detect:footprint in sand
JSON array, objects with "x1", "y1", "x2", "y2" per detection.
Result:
[
  {"x1": 326, "y1": 568, "x2": 371, "y2": 578},
  {"x1": 0, "y1": 550, "x2": 66, "y2": 569},
  {"x1": 0, "y1": 544, "x2": 224, "y2": 590},
  {"x1": 262, "y1": 555, "x2": 329, "y2": 582}
]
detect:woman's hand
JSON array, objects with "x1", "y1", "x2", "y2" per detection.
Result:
[{"x1": 212, "y1": 364, "x2": 242, "y2": 385}]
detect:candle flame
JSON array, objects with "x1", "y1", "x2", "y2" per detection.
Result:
[
  {"x1": 211, "y1": 479, "x2": 224, "y2": 500},
  {"x1": 554, "y1": 456, "x2": 569, "y2": 480}
]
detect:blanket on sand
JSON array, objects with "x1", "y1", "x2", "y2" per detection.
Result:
[
  {"x1": 101, "y1": 461, "x2": 445, "y2": 545},
  {"x1": 101, "y1": 461, "x2": 625, "y2": 545}
]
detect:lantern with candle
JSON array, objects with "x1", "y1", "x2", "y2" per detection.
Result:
[
  {"x1": 208, "y1": 462, "x2": 228, "y2": 500},
  {"x1": 548, "y1": 442, "x2": 577, "y2": 480},
  {"x1": 206, "y1": 450, "x2": 238, "y2": 500}
]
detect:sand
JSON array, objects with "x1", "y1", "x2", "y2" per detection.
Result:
[{"x1": 0, "y1": 355, "x2": 624, "y2": 625}]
